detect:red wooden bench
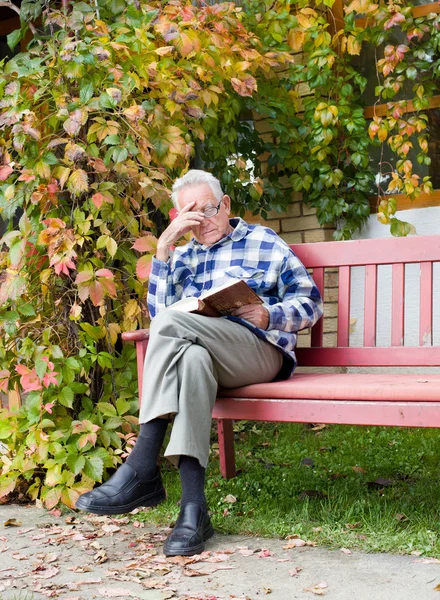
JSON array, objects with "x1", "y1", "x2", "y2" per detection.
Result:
[{"x1": 122, "y1": 234, "x2": 440, "y2": 479}]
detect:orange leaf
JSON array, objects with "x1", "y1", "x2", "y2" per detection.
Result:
[
  {"x1": 0, "y1": 165, "x2": 13, "y2": 181},
  {"x1": 89, "y1": 281, "x2": 104, "y2": 306},
  {"x1": 136, "y1": 255, "x2": 152, "y2": 281},
  {"x1": 132, "y1": 235, "x2": 158, "y2": 253}
]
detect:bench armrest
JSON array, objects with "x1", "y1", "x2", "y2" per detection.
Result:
[{"x1": 121, "y1": 329, "x2": 150, "y2": 342}]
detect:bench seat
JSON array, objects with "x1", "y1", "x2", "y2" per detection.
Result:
[{"x1": 217, "y1": 373, "x2": 440, "y2": 402}]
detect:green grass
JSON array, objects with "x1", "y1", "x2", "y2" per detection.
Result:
[{"x1": 138, "y1": 422, "x2": 440, "y2": 557}]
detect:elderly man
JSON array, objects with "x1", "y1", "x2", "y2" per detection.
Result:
[{"x1": 76, "y1": 170, "x2": 323, "y2": 556}]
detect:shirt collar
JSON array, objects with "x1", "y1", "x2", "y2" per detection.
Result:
[{"x1": 191, "y1": 217, "x2": 249, "y2": 249}]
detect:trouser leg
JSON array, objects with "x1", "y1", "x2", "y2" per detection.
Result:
[{"x1": 139, "y1": 310, "x2": 283, "y2": 468}]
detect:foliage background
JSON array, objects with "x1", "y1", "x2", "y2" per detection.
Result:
[{"x1": 0, "y1": 0, "x2": 438, "y2": 507}]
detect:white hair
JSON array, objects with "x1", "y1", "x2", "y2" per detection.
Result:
[{"x1": 171, "y1": 170, "x2": 224, "y2": 209}]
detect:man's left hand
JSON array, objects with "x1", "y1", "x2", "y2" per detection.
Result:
[{"x1": 230, "y1": 304, "x2": 270, "y2": 330}]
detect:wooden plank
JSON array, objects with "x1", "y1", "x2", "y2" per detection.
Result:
[
  {"x1": 213, "y1": 398, "x2": 440, "y2": 428},
  {"x1": 420, "y1": 262, "x2": 433, "y2": 346},
  {"x1": 7, "y1": 386, "x2": 21, "y2": 411},
  {"x1": 369, "y1": 190, "x2": 440, "y2": 212},
  {"x1": 391, "y1": 263, "x2": 405, "y2": 346},
  {"x1": 217, "y1": 419, "x2": 236, "y2": 479},
  {"x1": 364, "y1": 95, "x2": 440, "y2": 119},
  {"x1": 356, "y1": 2, "x2": 440, "y2": 28},
  {"x1": 364, "y1": 265, "x2": 377, "y2": 347},
  {"x1": 311, "y1": 267, "x2": 324, "y2": 347},
  {"x1": 337, "y1": 266, "x2": 350, "y2": 346},
  {"x1": 136, "y1": 339, "x2": 148, "y2": 407},
  {"x1": 296, "y1": 346, "x2": 440, "y2": 367},
  {"x1": 291, "y1": 235, "x2": 440, "y2": 268}
]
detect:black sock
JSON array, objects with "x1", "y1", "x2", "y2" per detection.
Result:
[
  {"x1": 179, "y1": 455, "x2": 206, "y2": 507},
  {"x1": 126, "y1": 418, "x2": 169, "y2": 480}
]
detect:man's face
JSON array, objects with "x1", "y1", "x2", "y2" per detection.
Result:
[{"x1": 177, "y1": 183, "x2": 232, "y2": 246}]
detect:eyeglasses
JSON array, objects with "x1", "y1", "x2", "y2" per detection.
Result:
[{"x1": 202, "y1": 199, "x2": 222, "y2": 218}]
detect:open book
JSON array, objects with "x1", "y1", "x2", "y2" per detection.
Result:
[{"x1": 165, "y1": 279, "x2": 263, "y2": 317}]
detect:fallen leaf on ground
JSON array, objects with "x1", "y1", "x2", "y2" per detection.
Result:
[
  {"x1": 263, "y1": 587, "x2": 272, "y2": 594},
  {"x1": 394, "y1": 513, "x2": 409, "y2": 522},
  {"x1": 310, "y1": 424, "x2": 327, "y2": 431},
  {"x1": 238, "y1": 548, "x2": 255, "y2": 556},
  {"x1": 34, "y1": 566, "x2": 60, "y2": 579},
  {"x1": 434, "y1": 584, "x2": 440, "y2": 591},
  {"x1": 3, "y1": 519, "x2": 21, "y2": 527},
  {"x1": 304, "y1": 581, "x2": 328, "y2": 595},
  {"x1": 102, "y1": 524, "x2": 121, "y2": 534},
  {"x1": 289, "y1": 567, "x2": 302, "y2": 577},
  {"x1": 283, "y1": 539, "x2": 306, "y2": 549},
  {"x1": 223, "y1": 495, "x2": 237, "y2": 503},
  {"x1": 67, "y1": 565, "x2": 93, "y2": 572},
  {"x1": 340, "y1": 548, "x2": 351, "y2": 555},
  {"x1": 94, "y1": 549, "x2": 108, "y2": 564},
  {"x1": 257, "y1": 549, "x2": 273, "y2": 558},
  {"x1": 11, "y1": 553, "x2": 28, "y2": 560},
  {"x1": 416, "y1": 557, "x2": 440, "y2": 564},
  {"x1": 345, "y1": 522, "x2": 361, "y2": 529},
  {"x1": 352, "y1": 466, "x2": 367, "y2": 474}
]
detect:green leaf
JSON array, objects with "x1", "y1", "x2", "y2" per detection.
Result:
[
  {"x1": 80, "y1": 82, "x2": 94, "y2": 104},
  {"x1": 66, "y1": 454, "x2": 86, "y2": 476},
  {"x1": 84, "y1": 455, "x2": 104, "y2": 482},
  {"x1": 97, "y1": 402, "x2": 117, "y2": 417},
  {"x1": 35, "y1": 358, "x2": 48, "y2": 379},
  {"x1": 0, "y1": 421, "x2": 11, "y2": 440},
  {"x1": 18, "y1": 303, "x2": 36, "y2": 317},
  {"x1": 58, "y1": 386, "x2": 74, "y2": 408},
  {"x1": 7, "y1": 29, "x2": 23, "y2": 52}
]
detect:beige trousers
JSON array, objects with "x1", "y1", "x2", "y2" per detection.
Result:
[{"x1": 139, "y1": 311, "x2": 283, "y2": 468}]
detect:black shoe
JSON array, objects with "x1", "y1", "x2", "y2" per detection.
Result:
[
  {"x1": 163, "y1": 502, "x2": 214, "y2": 557},
  {"x1": 75, "y1": 463, "x2": 165, "y2": 515}
]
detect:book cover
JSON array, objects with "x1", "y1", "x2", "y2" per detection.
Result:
[{"x1": 165, "y1": 279, "x2": 262, "y2": 316}]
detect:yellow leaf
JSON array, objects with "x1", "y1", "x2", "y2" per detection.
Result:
[
  {"x1": 287, "y1": 30, "x2": 305, "y2": 52},
  {"x1": 67, "y1": 170, "x2": 89, "y2": 196},
  {"x1": 106, "y1": 237, "x2": 117, "y2": 257},
  {"x1": 107, "y1": 322, "x2": 121, "y2": 346},
  {"x1": 346, "y1": 36, "x2": 361, "y2": 55},
  {"x1": 5, "y1": 185, "x2": 15, "y2": 201},
  {"x1": 124, "y1": 299, "x2": 140, "y2": 319}
]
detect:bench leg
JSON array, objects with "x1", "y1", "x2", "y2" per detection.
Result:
[{"x1": 217, "y1": 419, "x2": 236, "y2": 479}]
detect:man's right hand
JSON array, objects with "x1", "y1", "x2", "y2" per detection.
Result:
[{"x1": 156, "y1": 201, "x2": 204, "y2": 262}]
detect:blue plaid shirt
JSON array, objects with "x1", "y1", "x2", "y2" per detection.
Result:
[{"x1": 147, "y1": 218, "x2": 323, "y2": 377}]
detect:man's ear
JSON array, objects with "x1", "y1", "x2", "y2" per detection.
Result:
[{"x1": 223, "y1": 194, "x2": 231, "y2": 215}]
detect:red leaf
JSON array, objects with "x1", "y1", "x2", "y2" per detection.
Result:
[
  {"x1": 89, "y1": 281, "x2": 104, "y2": 306},
  {"x1": 132, "y1": 235, "x2": 158, "y2": 253},
  {"x1": 0, "y1": 166, "x2": 13, "y2": 181},
  {"x1": 136, "y1": 255, "x2": 152, "y2": 281},
  {"x1": 96, "y1": 268, "x2": 113, "y2": 279}
]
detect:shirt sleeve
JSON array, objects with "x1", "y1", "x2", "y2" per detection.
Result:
[
  {"x1": 265, "y1": 251, "x2": 323, "y2": 333},
  {"x1": 147, "y1": 256, "x2": 178, "y2": 318}
]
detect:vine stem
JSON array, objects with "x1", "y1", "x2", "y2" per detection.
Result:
[{"x1": 0, "y1": 1, "x2": 37, "y2": 35}]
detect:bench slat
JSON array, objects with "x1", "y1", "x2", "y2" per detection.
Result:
[
  {"x1": 293, "y1": 235, "x2": 440, "y2": 268},
  {"x1": 311, "y1": 267, "x2": 324, "y2": 347},
  {"x1": 391, "y1": 263, "x2": 405, "y2": 346},
  {"x1": 337, "y1": 266, "x2": 350, "y2": 346},
  {"x1": 296, "y1": 346, "x2": 440, "y2": 367},
  {"x1": 420, "y1": 261, "x2": 433, "y2": 346},
  {"x1": 213, "y1": 398, "x2": 440, "y2": 428},
  {"x1": 364, "y1": 265, "x2": 377, "y2": 346}
]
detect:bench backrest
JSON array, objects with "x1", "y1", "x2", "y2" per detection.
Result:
[{"x1": 292, "y1": 235, "x2": 440, "y2": 367}]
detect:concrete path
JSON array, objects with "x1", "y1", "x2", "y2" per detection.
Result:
[{"x1": 0, "y1": 503, "x2": 439, "y2": 600}]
